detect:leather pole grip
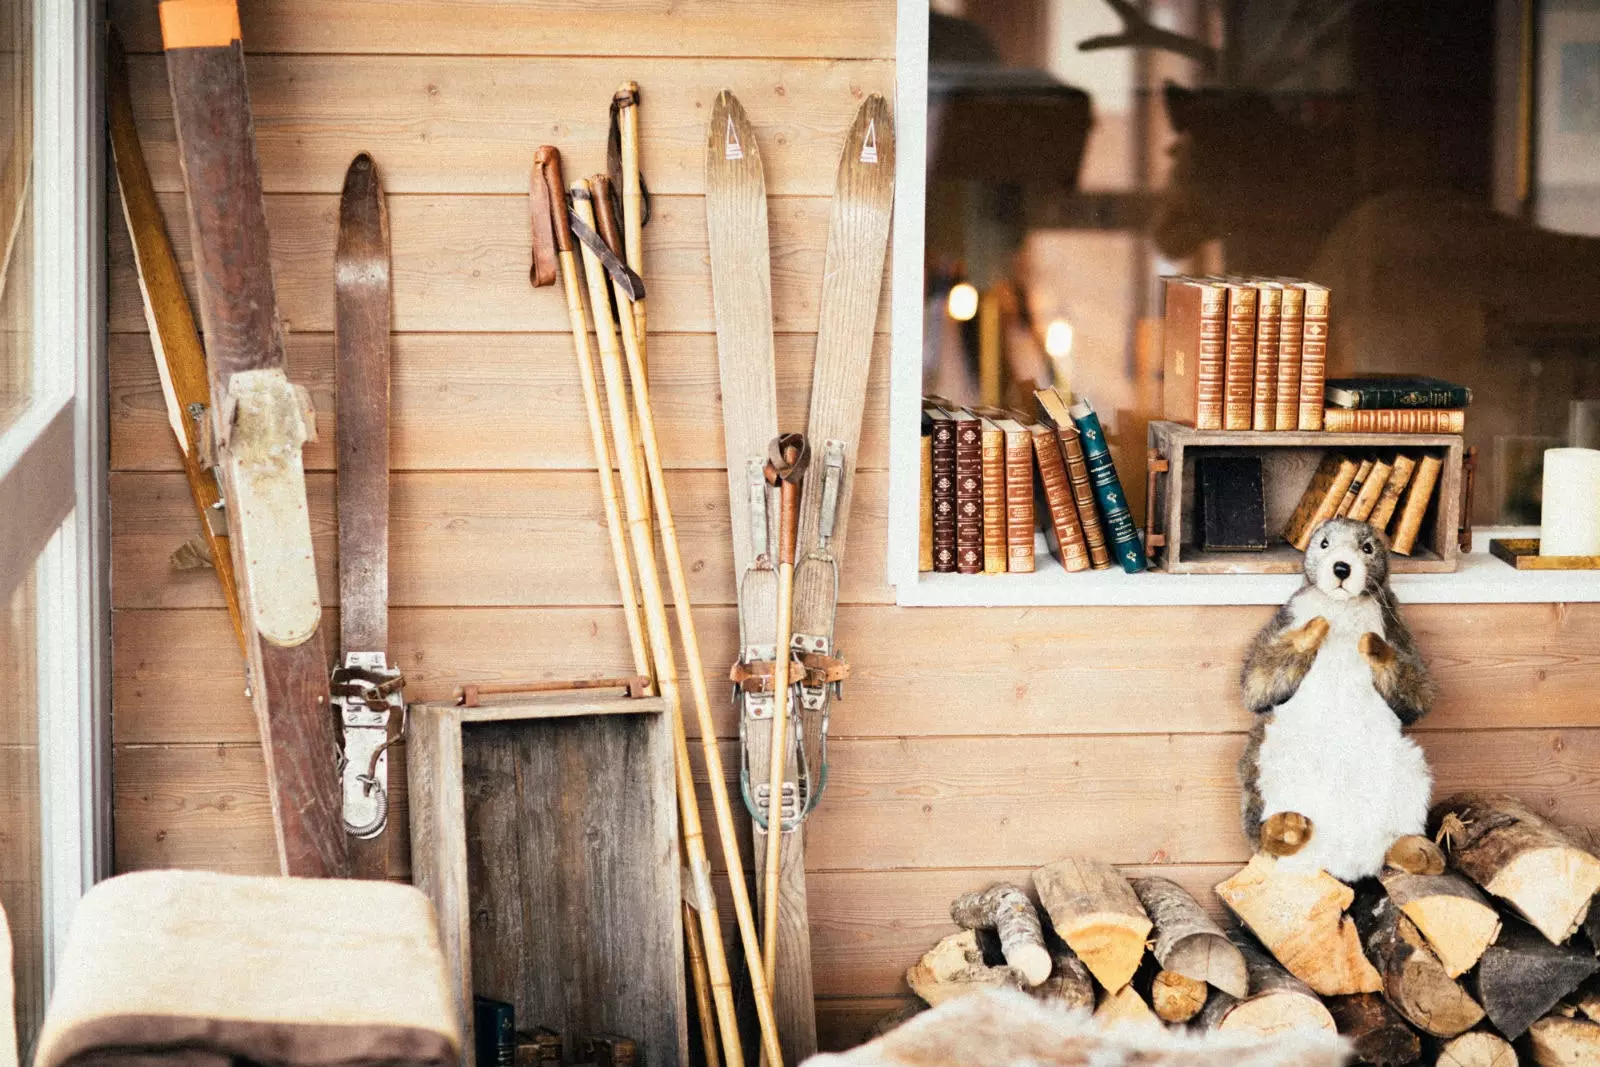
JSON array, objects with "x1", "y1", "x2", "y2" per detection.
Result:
[
  {"x1": 590, "y1": 174, "x2": 624, "y2": 256},
  {"x1": 534, "y1": 145, "x2": 572, "y2": 254},
  {"x1": 765, "y1": 433, "x2": 809, "y2": 566}
]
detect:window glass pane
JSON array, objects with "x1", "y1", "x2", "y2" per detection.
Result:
[
  {"x1": 0, "y1": 0, "x2": 32, "y2": 431},
  {"x1": 925, "y1": 0, "x2": 1600, "y2": 526},
  {"x1": 0, "y1": 570, "x2": 41, "y2": 1061}
]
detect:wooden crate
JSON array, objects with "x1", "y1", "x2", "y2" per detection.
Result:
[
  {"x1": 1147, "y1": 421, "x2": 1465, "y2": 574},
  {"x1": 408, "y1": 694, "x2": 687, "y2": 1067}
]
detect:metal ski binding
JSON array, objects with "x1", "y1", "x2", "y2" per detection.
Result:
[{"x1": 332, "y1": 651, "x2": 405, "y2": 839}]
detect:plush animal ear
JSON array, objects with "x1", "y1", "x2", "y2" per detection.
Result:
[{"x1": 1163, "y1": 81, "x2": 1197, "y2": 132}]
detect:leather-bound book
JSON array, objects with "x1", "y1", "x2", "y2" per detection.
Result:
[
  {"x1": 1323, "y1": 408, "x2": 1465, "y2": 434},
  {"x1": 1284, "y1": 452, "x2": 1359, "y2": 549},
  {"x1": 996, "y1": 417, "x2": 1037, "y2": 573},
  {"x1": 1037, "y1": 387, "x2": 1111, "y2": 569},
  {"x1": 1197, "y1": 455, "x2": 1267, "y2": 551},
  {"x1": 1274, "y1": 281, "x2": 1305, "y2": 431},
  {"x1": 980, "y1": 417, "x2": 1006, "y2": 574},
  {"x1": 1251, "y1": 281, "x2": 1283, "y2": 430},
  {"x1": 919, "y1": 415, "x2": 934, "y2": 572},
  {"x1": 1347, "y1": 457, "x2": 1393, "y2": 522},
  {"x1": 1160, "y1": 276, "x2": 1226, "y2": 429},
  {"x1": 1068, "y1": 396, "x2": 1147, "y2": 572},
  {"x1": 954, "y1": 409, "x2": 985, "y2": 574},
  {"x1": 926, "y1": 403, "x2": 957, "y2": 573},
  {"x1": 1296, "y1": 282, "x2": 1330, "y2": 430},
  {"x1": 1221, "y1": 279, "x2": 1258, "y2": 430},
  {"x1": 1325, "y1": 375, "x2": 1472, "y2": 409},
  {"x1": 474, "y1": 997, "x2": 517, "y2": 1067},
  {"x1": 1370, "y1": 453, "x2": 1417, "y2": 532},
  {"x1": 1391, "y1": 454, "x2": 1444, "y2": 556},
  {"x1": 1335, "y1": 457, "x2": 1376, "y2": 517},
  {"x1": 1029, "y1": 422, "x2": 1090, "y2": 572}
]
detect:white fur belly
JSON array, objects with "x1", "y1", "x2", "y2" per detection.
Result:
[{"x1": 1256, "y1": 594, "x2": 1432, "y2": 881}]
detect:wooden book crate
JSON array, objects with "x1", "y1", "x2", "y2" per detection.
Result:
[
  {"x1": 408, "y1": 694, "x2": 687, "y2": 1067},
  {"x1": 1146, "y1": 421, "x2": 1465, "y2": 574}
]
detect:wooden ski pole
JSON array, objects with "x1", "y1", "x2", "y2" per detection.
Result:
[
  {"x1": 614, "y1": 82, "x2": 646, "y2": 363},
  {"x1": 532, "y1": 148, "x2": 652, "y2": 689},
  {"x1": 681, "y1": 877, "x2": 723, "y2": 1067},
  {"x1": 762, "y1": 433, "x2": 807, "y2": 996},
  {"x1": 572, "y1": 179, "x2": 782, "y2": 1067}
]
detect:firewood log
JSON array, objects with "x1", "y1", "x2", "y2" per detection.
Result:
[
  {"x1": 1472, "y1": 917, "x2": 1598, "y2": 1040},
  {"x1": 1527, "y1": 1013, "x2": 1600, "y2": 1066},
  {"x1": 949, "y1": 884, "x2": 1052, "y2": 987},
  {"x1": 1193, "y1": 934, "x2": 1337, "y2": 1036},
  {"x1": 1214, "y1": 853, "x2": 1382, "y2": 996},
  {"x1": 1149, "y1": 969, "x2": 1208, "y2": 1023},
  {"x1": 1350, "y1": 883, "x2": 1484, "y2": 1038},
  {"x1": 1030, "y1": 942, "x2": 1095, "y2": 1012},
  {"x1": 1574, "y1": 978, "x2": 1600, "y2": 1024},
  {"x1": 1130, "y1": 876, "x2": 1248, "y2": 998},
  {"x1": 1325, "y1": 994, "x2": 1422, "y2": 1067},
  {"x1": 1094, "y1": 982, "x2": 1157, "y2": 1026},
  {"x1": 905, "y1": 929, "x2": 1026, "y2": 1007},
  {"x1": 1558, "y1": 824, "x2": 1600, "y2": 954},
  {"x1": 1380, "y1": 870, "x2": 1502, "y2": 978},
  {"x1": 1434, "y1": 1031, "x2": 1517, "y2": 1067},
  {"x1": 1031, "y1": 857, "x2": 1151, "y2": 993},
  {"x1": 1431, "y1": 793, "x2": 1600, "y2": 944}
]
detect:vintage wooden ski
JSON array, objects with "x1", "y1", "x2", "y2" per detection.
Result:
[
  {"x1": 791, "y1": 95, "x2": 895, "y2": 795},
  {"x1": 705, "y1": 89, "x2": 816, "y2": 1063},
  {"x1": 161, "y1": 0, "x2": 347, "y2": 878},
  {"x1": 332, "y1": 152, "x2": 403, "y2": 879},
  {"x1": 107, "y1": 28, "x2": 246, "y2": 658}
]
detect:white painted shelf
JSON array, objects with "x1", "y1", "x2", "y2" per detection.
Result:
[{"x1": 893, "y1": 527, "x2": 1600, "y2": 607}]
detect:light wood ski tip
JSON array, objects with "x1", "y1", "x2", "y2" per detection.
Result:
[{"x1": 708, "y1": 90, "x2": 762, "y2": 171}]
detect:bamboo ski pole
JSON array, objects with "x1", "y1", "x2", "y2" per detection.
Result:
[
  {"x1": 532, "y1": 148, "x2": 652, "y2": 689},
  {"x1": 571, "y1": 179, "x2": 782, "y2": 1067},
  {"x1": 681, "y1": 879, "x2": 723, "y2": 1067},
  {"x1": 614, "y1": 82, "x2": 647, "y2": 364},
  {"x1": 762, "y1": 433, "x2": 807, "y2": 994}
]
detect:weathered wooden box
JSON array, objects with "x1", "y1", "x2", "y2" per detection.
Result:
[
  {"x1": 408, "y1": 694, "x2": 686, "y2": 1067},
  {"x1": 1146, "y1": 421, "x2": 1466, "y2": 574}
]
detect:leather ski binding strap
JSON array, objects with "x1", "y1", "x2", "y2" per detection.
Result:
[
  {"x1": 530, "y1": 147, "x2": 561, "y2": 287},
  {"x1": 565, "y1": 184, "x2": 646, "y2": 301},
  {"x1": 333, "y1": 651, "x2": 405, "y2": 840}
]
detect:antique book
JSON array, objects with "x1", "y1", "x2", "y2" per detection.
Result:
[
  {"x1": 1222, "y1": 280, "x2": 1258, "y2": 430},
  {"x1": 1391, "y1": 454, "x2": 1444, "y2": 556},
  {"x1": 954, "y1": 409, "x2": 985, "y2": 574},
  {"x1": 1068, "y1": 397, "x2": 1147, "y2": 572},
  {"x1": 926, "y1": 403, "x2": 957, "y2": 573},
  {"x1": 919, "y1": 416, "x2": 934, "y2": 572},
  {"x1": 474, "y1": 997, "x2": 517, "y2": 1067},
  {"x1": 997, "y1": 417, "x2": 1037, "y2": 573},
  {"x1": 1274, "y1": 280, "x2": 1306, "y2": 431},
  {"x1": 1038, "y1": 388, "x2": 1111, "y2": 569},
  {"x1": 1323, "y1": 408, "x2": 1465, "y2": 434},
  {"x1": 1285, "y1": 453, "x2": 1360, "y2": 550},
  {"x1": 1030, "y1": 423, "x2": 1090, "y2": 572},
  {"x1": 1369, "y1": 453, "x2": 1417, "y2": 532},
  {"x1": 1335, "y1": 458, "x2": 1376, "y2": 517},
  {"x1": 980, "y1": 417, "x2": 1007, "y2": 574},
  {"x1": 1196, "y1": 455, "x2": 1267, "y2": 551},
  {"x1": 1160, "y1": 276, "x2": 1226, "y2": 429},
  {"x1": 1324, "y1": 375, "x2": 1473, "y2": 410},
  {"x1": 1250, "y1": 281, "x2": 1283, "y2": 431},
  {"x1": 1296, "y1": 282, "x2": 1330, "y2": 430},
  {"x1": 1347, "y1": 457, "x2": 1394, "y2": 522}
]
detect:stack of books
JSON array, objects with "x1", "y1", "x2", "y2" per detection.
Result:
[
  {"x1": 1162, "y1": 275, "x2": 1330, "y2": 431},
  {"x1": 1284, "y1": 451, "x2": 1446, "y2": 556},
  {"x1": 1321, "y1": 374, "x2": 1471, "y2": 434},
  {"x1": 919, "y1": 390, "x2": 1145, "y2": 576}
]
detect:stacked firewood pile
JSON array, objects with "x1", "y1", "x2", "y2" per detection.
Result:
[{"x1": 897, "y1": 794, "x2": 1600, "y2": 1066}]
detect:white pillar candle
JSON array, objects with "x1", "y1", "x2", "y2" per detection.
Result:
[{"x1": 1541, "y1": 447, "x2": 1600, "y2": 557}]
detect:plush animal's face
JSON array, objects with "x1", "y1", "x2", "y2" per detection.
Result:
[{"x1": 1303, "y1": 517, "x2": 1387, "y2": 600}]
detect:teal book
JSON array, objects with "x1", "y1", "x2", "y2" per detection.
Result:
[
  {"x1": 1324, "y1": 375, "x2": 1471, "y2": 409},
  {"x1": 1067, "y1": 397, "x2": 1146, "y2": 573}
]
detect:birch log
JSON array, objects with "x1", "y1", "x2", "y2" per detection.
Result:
[
  {"x1": 1434, "y1": 1031, "x2": 1516, "y2": 1067},
  {"x1": 1431, "y1": 793, "x2": 1600, "y2": 944},
  {"x1": 1193, "y1": 936, "x2": 1337, "y2": 1036},
  {"x1": 1350, "y1": 885, "x2": 1484, "y2": 1038},
  {"x1": 905, "y1": 929, "x2": 1025, "y2": 1007},
  {"x1": 1149, "y1": 970, "x2": 1207, "y2": 1023},
  {"x1": 1131, "y1": 876, "x2": 1248, "y2": 998},
  {"x1": 1472, "y1": 917, "x2": 1598, "y2": 1040},
  {"x1": 1032, "y1": 857, "x2": 1151, "y2": 993},
  {"x1": 1324, "y1": 994, "x2": 1421, "y2": 1067},
  {"x1": 950, "y1": 884, "x2": 1051, "y2": 987},
  {"x1": 1031, "y1": 943, "x2": 1095, "y2": 1012},
  {"x1": 1379, "y1": 870, "x2": 1501, "y2": 978}
]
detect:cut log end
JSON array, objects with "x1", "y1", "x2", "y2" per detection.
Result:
[
  {"x1": 1131, "y1": 875, "x2": 1249, "y2": 999},
  {"x1": 1435, "y1": 1031, "x2": 1517, "y2": 1067},
  {"x1": 906, "y1": 929, "x2": 1026, "y2": 1008},
  {"x1": 1486, "y1": 846, "x2": 1600, "y2": 945},
  {"x1": 1149, "y1": 969, "x2": 1207, "y2": 1023},
  {"x1": 949, "y1": 883, "x2": 1053, "y2": 987},
  {"x1": 1527, "y1": 1014, "x2": 1600, "y2": 1067},
  {"x1": 1382, "y1": 871, "x2": 1502, "y2": 979},
  {"x1": 1219, "y1": 990, "x2": 1337, "y2": 1037},
  {"x1": 1033, "y1": 858, "x2": 1152, "y2": 994}
]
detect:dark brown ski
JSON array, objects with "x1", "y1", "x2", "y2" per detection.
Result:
[
  {"x1": 333, "y1": 152, "x2": 402, "y2": 879},
  {"x1": 161, "y1": 0, "x2": 347, "y2": 878}
]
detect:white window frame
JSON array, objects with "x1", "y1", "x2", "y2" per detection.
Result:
[
  {"x1": 0, "y1": 0, "x2": 109, "y2": 994},
  {"x1": 884, "y1": 0, "x2": 1600, "y2": 607}
]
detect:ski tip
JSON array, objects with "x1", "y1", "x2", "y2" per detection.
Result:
[
  {"x1": 339, "y1": 151, "x2": 383, "y2": 205},
  {"x1": 708, "y1": 89, "x2": 758, "y2": 169},
  {"x1": 337, "y1": 152, "x2": 388, "y2": 263},
  {"x1": 848, "y1": 94, "x2": 894, "y2": 171}
]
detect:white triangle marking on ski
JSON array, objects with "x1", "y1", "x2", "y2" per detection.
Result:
[
  {"x1": 724, "y1": 117, "x2": 743, "y2": 160},
  {"x1": 860, "y1": 119, "x2": 878, "y2": 163}
]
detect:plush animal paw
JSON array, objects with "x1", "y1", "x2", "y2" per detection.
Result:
[
  {"x1": 1261, "y1": 811, "x2": 1314, "y2": 856},
  {"x1": 1384, "y1": 834, "x2": 1447, "y2": 875},
  {"x1": 1359, "y1": 631, "x2": 1396, "y2": 667},
  {"x1": 1289, "y1": 616, "x2": 1331, "y2": 654}
]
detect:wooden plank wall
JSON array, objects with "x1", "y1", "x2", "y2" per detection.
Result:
[{"x1": 107, "y1": 0, "x2": 1600, "y2": 1051}]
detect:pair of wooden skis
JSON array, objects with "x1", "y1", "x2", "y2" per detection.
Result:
[
  {"x1": 114, "y1": 5, "x2": 400, "y2": 879},
  {"x1": 707, "y1": 91, "x2": 896, "y2": 1064}
]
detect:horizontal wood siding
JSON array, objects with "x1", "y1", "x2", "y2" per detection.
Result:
[{"x1": 107, "y1": 0, "x2": 1599, "y2": 1050}]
